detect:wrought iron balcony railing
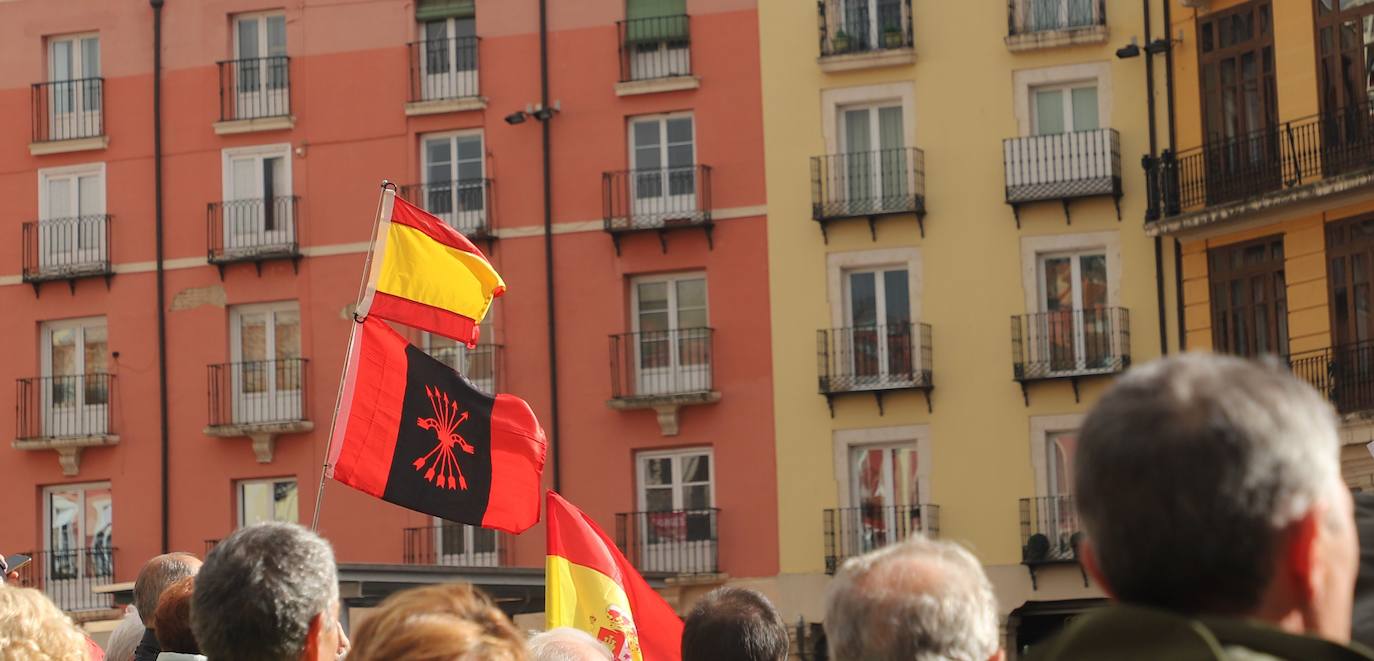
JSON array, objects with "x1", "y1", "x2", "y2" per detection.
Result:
[
  {"x1": 22, "y1": 215, "x2": 113, "y2": 284},
  {"x1": 402, "y1": 523, "x2": 511, "y2": 568},
  {"x1": 811, "y1": 148, "x2": 926, "y2": 238},
  {"x1": 1007, "y1": 0, "x2": 1105, "y2": 36},
  {"x1": 398, "y1": 180, "x2": 492, "y2": 238},
  {"x1": 1012, "y1": 308, "x2": 1129, "y2": 381},
  {"x1": 408, "y1": 36, "x2": 480, "y2": 102},
  {"x1": 1289, "y1": 340, "x2": 1374, "y2": 415},
  {"x1": 617, "y1": 15, "x2": 692, "y2": 82},
  {"x1": 824, "y1": 504, "x2": 939, "y2": 574},
  {"x1": 207, "y1": 359, "x2": 309, "y2": 428},
  {"x1": 429, "y1": 343, "x2": 502, "y2": 396},
  {"x1": 32, "y1": 78, "x2": 103, "y2": 142},
  {"x1": 1004, "y1": 129, "x2": 1121, "y2": 221},
  {"x1": 17, "y1": 374, "x2": 115, "y2": 440},
  {"x1": 207, "y1": 196, "x2": 301, "y2": 265},
  {"x1": 603, "y1": 165, "x2": 713, "y2": 234},
  {"x1": 217, "y1": 56, "x2": 291, "y2": 121},
  {"x1": 818, "y1": 323, "x2": 932, "y2": 393},
  {"x1": 610, "y1": 328, "x2": 714, "y2": 400},
  {"x1": 1020, "y1": 495, "x2": 1080, "y2": 565},
  {"x1": 818, "y1": 0, "x2": 914, "y2": 57},
  {"x1": 15, "y1": 547, "x2": 117, "y2": 612},
  {"x1": 616, "y1": 508, "x2": 719, "y2": 575}
]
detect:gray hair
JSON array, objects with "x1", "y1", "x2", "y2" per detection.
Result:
[
  {"x1": 103, "y1": 606, "x2": 145, "y2": 661},
  {"x1": 528, "y1": 627, "x2": 613, "y2": 661},
  {"x1": 191, "y1": 522, "x2": 339, "y2": 661},
  {"x1": 1076, "y1": 353, "x2": 1343, "y2": 615},
  {"x1": 133, "y1": 553, "x2": 200, "y2": 624},
  {"x1": 824, "y1": 536, "x2": 999, "y2": 661}
]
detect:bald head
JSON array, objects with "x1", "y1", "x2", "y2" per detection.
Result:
[
  {"x1": 133, "y1": 553, "x2": 201, "y2": 624},
  {"x1": 528, "y1": 627, "x2": 613, "y2": 661}
]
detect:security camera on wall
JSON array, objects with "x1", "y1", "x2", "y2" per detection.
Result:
[{"x1": 1179, "y1": 0, "x2": 1208, "y2": 8}]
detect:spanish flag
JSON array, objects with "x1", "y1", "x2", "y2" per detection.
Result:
[
  {"x1": 546, "y1": 491, "x2": 683, "y2": 661},
  {"x1": 358, "y1": 190, "x2": 504, "y2": 347}
]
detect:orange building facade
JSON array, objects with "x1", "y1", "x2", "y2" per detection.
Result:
[{"x1": 0, "y1": 0, "x2": 776, "y2": 624}]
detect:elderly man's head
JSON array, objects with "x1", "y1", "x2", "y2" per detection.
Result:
[
  {"x1": 824, "y1": 536, "x2": 1003, "y2": 661},
  {"x1": 132, "y1": 552, "x2": 201, "y2": 626},
  {"x1": 1076, "y1": 354, "x2": 1359, "y2": 641},
  {"x1": 191, "y1": 522, "x2": 340, "y2": 661},
  {"x1": 527, "y1": 627, "x2": 613, "y2": 661}
]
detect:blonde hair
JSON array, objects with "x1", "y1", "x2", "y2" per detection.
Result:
[
  {"x1": 0, "y1": 584, "x2": 90, "y2": 661},
  {"x1": 348, "y1": 583, "x2": 526, "y2": 661}
]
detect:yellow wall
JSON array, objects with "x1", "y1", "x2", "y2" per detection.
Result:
[{"x1": 758, "y1": 0, "x2": 1172, "y2": 619}]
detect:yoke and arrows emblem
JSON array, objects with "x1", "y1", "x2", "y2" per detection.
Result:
[{"x1": 413, "y1": 385, "x2": 475, "y2": 490}]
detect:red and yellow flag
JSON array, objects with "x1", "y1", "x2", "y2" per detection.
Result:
[
  {"x1": 359, "y1": 191, "x2": 504, "y2": 347},
  {"x1": 546, "y1": 491, "x2": 683, "y2": 661}
]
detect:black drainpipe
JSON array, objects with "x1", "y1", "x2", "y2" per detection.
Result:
[
  {"x1": 150, "y1": 0, "x2": 170, "y2": 554},
  {"x1": 1162, "y1": 0, "x2": 1186, "y2": 351},
  {"x1": 1144, "y1": 0, "x2": 1168, "y2": 357},
  {"x1": 539, "y1": 0, "x2": 561, "y2": 493}
]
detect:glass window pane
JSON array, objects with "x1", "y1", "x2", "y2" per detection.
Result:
[
  {"x1": 680, "y1": 454, "x2": 710, "y2": 483},
  {"x1": 273, "y1": 481, "x2": 298, "y2": 523},
  {"x1": 47, "y1": 178, "x2": 73, "y2": 219},
  {"x1": 877, "y1": 106, "x2": 904, "y2": 150},
  {"x1": 632, "y1": 121, "x2": 660, "y2": 151},
  {"x1": 239, "y1": 312, "x2": 267, "y2": 362},
  {"x1": 676, "y1": 278, "x2": 706, "y2": 310},
  {"x1": 50, "y1": 328, "x2": 77, "y2": 376},
  {"x1": 237, "y1": 18, "x2": 260, "y2": 58},
  {"x1": 848, "y1": 272, "x2": 877, "y2": 327},
  {"x1": 683, "y1": 485, "x2": 710, "y2": 510},
  {"x1": 843, "y1": 109, "x2": 871, "y2": 153},
  {"x1": 1080, "y1": 254, "x2": 1108, "y2": 308},
  {"x1": 1042, "y1": 257, "x2": 1072, "y2": 311},
  {"x1": 666, "y1": 117, "x2": 693, "y2": 145},
  {"x1": 266, "y1": 15, "x2": 287, "y2": 55},
  {"x1": 1034, "y1": 89, "x2": 1065, "y2": 135},
  {"x1": 645, "y1": 488, "x2": 673, "y2": 512},
  {"x1": 84, "y1": 326, "x2": 108, "y2": 373},
  {"x1": 81, "y1": 38, "x2": 100, "y2": 78},
  {"x1": 84, "y1": 488, "x2": 113, "y2": 552},
  {"x1": 882, "y1": 270, "x2": 909, "y2": 325},
  {"x1": 273, "y1": 310, "x2": 301, "y2": 359},
  {"x1": 78, "y1": 175, "x2": 101, "y2": 217},
  {"x1": 241, "y1": 482, "x2": 271, "y2": 526},
  {"x1": 644, "y1": 457, "x2": 671, "y2": 486},
  {"x1": 51, "y1": 40, "x2": 73, "y2": 80},
  {"x1": 456, "y1": 136, "x2": 482, "y2": 161},
  {"x1": 48, "y1": 490, "x2": 81, "y2": 549},
  {"x1": 1071, "y1": 87, "x2": 1099, "y2": 130}
]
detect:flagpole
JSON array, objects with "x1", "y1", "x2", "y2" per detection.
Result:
[{"x1": 310, "y1": 180, "x2": 396, "y2": 532}]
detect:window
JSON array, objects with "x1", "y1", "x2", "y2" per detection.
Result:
[
  {"x1": 1019, "y1": 0, "x2": 1098, "y2": 32},
  {"x1": 839, "y1": 104, "x2": 909, "y2": 208},
  {"x1": 847, "y1": 443, "x2": 922, "y2": 552},
  {"x1": 46, "y1": 34, "x2": 100, "y2": 137},
  {"x1": 1328, "y1": 216, "x2": 1374, "y2": 350},
  {"x1": 417, "y1": 9, "x2": 478, "y2": 100},
  {"x1": 636, "y1": 448, "x2": 715, "y2": 572},
  {"x1": 1037, "y1": 427, "x2": 1079, "y2": 560},
  {"x1": 424, "y1": 317, "x2": 496, "y2": 395},
  {"x1": 623, "y1": 0, "x2": 689, "y2": 81},
  {"x1": 229, "y1": 302, "x2": 303, "y2": 423},
  {"x1": 44, "y1": 482, "x2": 113, "y2": 578},
  {"x1": 1031, "y1": 84, "x2": 1098, "y2": 135},
  {"x1": 237, "y1": 478, "x2": 298, "y2": 526},
  {"x1": 1314, "y1": 0, "x2": 1374, "y2": 114},
  {"x1": 422, "y1": 132, "x2": 486, "y2": 234},
  {"x1": 1209, "y1": 236, "x2": 1288, "y2": 357},
  {"x1": 826, "y1": 0, "x2": 910, "y2": 52},
  {"x1": 842, "y1": 266, "x2": 916, "y2": 386},
  {"x1": 1197, "y1": 1, "x2": 1277, "y2": 193},
  {"x1": 1036, "y1": 250, "x2": 1109, "y2": 372},
  {"x1": 630, "y1": 115, "x2": 696, "y2": 213},
  {"x1": 632, "y1": 273, "x2": 708, "y2": 395},
  {"x1": 232, "y1": 12, "x2": 288, "y2": 118},
  {"x1": 433, "y1": 516, "x2": 499, "y2": 566},
  {"x1": 41, "y1": 318, "x2": 109, "y2": 438},
  {"x1": 38, "y1": 164, "x2": 106, "y2": 271},
  {"x1": 222, "y1": 145, "x2": 293, "y2": 253}
]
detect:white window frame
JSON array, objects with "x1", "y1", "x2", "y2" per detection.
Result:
[
  {"x1": 48, "y1": 33, "x2": 100, "y2": 81},
  {"x1": 634, "y1": 447, "x2": 716, "y2": 574},
  {"x1": 837, "y1": 102, "x2": 905, "y2": 154},
  {"x1": 1029, "y1": 414, "x2": 1085, "y2": 497},
  {"x1": 627, "y1": 113, "x2": 697, "y2": 215},
  {"x1": 46, "y1": 32, "x2": 101, "y2": 139},
  {"x1": 635, "y1": 447, "x2": 716, "y2": 512},
  {"x1": 429, "y1": 515, "x2": 500, "y2": 566},
  {"x1": 1020, "y1": 232, "x2": 1120, "y2": 313},
  {"x1": 41, "y1": 481, "x2": 114, "y2": 594},
  {"x1": 227, "y1": 301, "x2": 302, "y2": 424},
  {"x1": 231, "y1": 12, "x2": 288, "y2": 118},
  {"x1": 39, "y1": 162, "x2": 106, "y2": 221},
  {"x1": 630, "y1": 272, "x2": 709, "y2": 395},
  {"x1": 236, "y1": 477, "x2": 299, "y2": 527},
  {"x1": 832, "y1": 425, "x2": 932, "y2": 509},
  {"x1": 821, "y1": 83, "x2": 916, "y2": 157},
  {"x1": 40, "y1": 316, "x2": 110, "y2": 438},
  {"x1": 826, "y1": 248, "x2": 922, "y2": 329},
  {"x1": 1013, "y1": 63, "x2": 1111, "y2": 137},
  {"x1": 232, "y1": 11, "x2": 287, "y2": 60},
  {"x1": 1029, "y1": 82, "x2": 1099, "y2": 135},
  {"x1": 37, "y1": 163, "x2": 107, "y2": 272},
  {"x1": 221, "y1": 144, "x2": 294, "y2": 253},
  {"x1": 417, "y1": 16, "x2": 479, "y2": 99},
  {"x1": 420, "y1": 130, "x2": 487, "y2": 234},
  {"x1": 629, "y1": 113, "x2": 697, "y2": 171}
]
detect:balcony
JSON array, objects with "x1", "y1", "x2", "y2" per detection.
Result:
[
  {"x1": 215, "y1": 56, "x2": 292, "y2": 133},
  {"x1": 1020, "y1": 495, "x2": 1085, "y2": 589},
  {"x1": 30, "y1": 78, "x2": 106, "y2": 154},
  {"x1": 1011, "y1": 308, "x2": 1130, "y2": 405},
  {"x1": 615, "y1": 509, "x2": 719, "y2": 576},
  {"x1": 207, "y1": 196, "x2": 302, "y2": 275},
  {"x1": 818, "y1": 323, "x2": 932, "y2": 414},
  {"x1": 406, "y1": 36, "x2": 483, "y2": 115},
  {"x1": 602, "y1": 165, "x2": 713, "y2": 254},
  {"x1": 1290, "y1": 341, "x2": 1374, "y2": 416},
  {"x1": 1150, "y1": 106, "x2": 1374, "y2": 234},
  {"x1": 22, "y1": 215, "x2": 113, "y2": 293},
  {"x1": 398, "y1": 180, "x2": 493, "y2": 240},
  {"x1": 14, "y1": 374, "x2": 118, "y2": 476},
  {"x1": 811, "y1": 148, "x2": 926, "y2": 241},
  {"x1": 402, "y1": 524, "x2": 512, "y2": 568},
  {"x1": 608, "y1": 328, "x2": 719, "y2": 436},
  {"x1": 205, "y1": 358, "x2": 312, "y2": 463},
  {"x1": 429, "y1": 343, "x2": 502, "y2": 396},
  {"x1": 823, "y1": 504, "x2": 939, "y2": 574},
  {"x1": 1003, "y1": 128, "x2": 1121, "y2": 226},
  {"x1": 616, "y1": 16, "x2": 697, "y2": 95},
  {"x1": 1005, "y1": 0, "x2": 1108, "y2": 51},
  {"x1": 817, "y1": 0, "x2": 914, "y2": 72},
  {"x1": 15, "y1": 548, "x2": 117, "y2": 612}
]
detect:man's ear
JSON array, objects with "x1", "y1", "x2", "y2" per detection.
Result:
[
  {"x1": 299, "y1": 611, "x2": 328, "y2": 661},
  {"x1": 1285, "y1": 507, "x2": 1323, "y2": 603},
  {"x1": 1077, "y1": 538, "x2": 1117, "y2": 600}
]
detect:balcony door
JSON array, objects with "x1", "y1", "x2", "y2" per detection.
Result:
[
  {"x1": 1208, "y1": 236, "x2": 1288, "y2": 358},
  {"x1": 420, "y1": 17, "x2": 478, "y2": 101},
  {"x1": 630, "y1": 115, "x2": 695, "y2": 219},
  {"x1": 1037, "y1": 251, "x2": 1108, "y2": 374},
  {"x1": 625, "y1": 0, "x2": 689, "y2": 79},
  {"x1": 1032, "y1": 84, "x2": 1098, "y2": 135},
  {"x1": 233, "y1": 13, "x2": 288, "y2": 119},
  {"x1": 1023, "y1": 0, "x2": 1096, "y2": 32},
  {"x1": 434, "y1": 518, "x2": 499, "y2": 567},
  {"x1": 47, "y1": 35, "x2": 100, "y2": 139},
  {"x1": 843, "y1": 267, "x2": 914, "y2": 387},
  {"x1": 422, "y1": 132, "x2": 486, "y2": 234},
  {"x1": 41, "y1": 318, "x2": 108, "y2": 438},
  {"x1": 230, "y1": 303, "x2": 301, "y2": 424},
  {"x1": 632, "y1": 274, "x2": 708, "y2": 395},
  {"x1": 223, "y1": 147, "x2": 292, "y2": 253},
  {"x1": 835, "y1": 0, "x2": 905, "y2": 51},
  {"x1": 637, "y1": 449, "x2": 714, "y2": 574},
  {"x1": 840, "y1": 105, "x2": 907, "y2": 212},
  {"x1": 39, "y1": 166, "x2": 105, "y2": 271},
  {"x1": 848, "y1": 444, "x2": 920, "y2": 554},
  {"x1": 1198, "y1": 1, "x2": 1278, "y2": 205},
  {"x1": 1042, "y1": 430, "x2": 1078, "y2": 560},
  {"x1": 1327, "y1": 217, "x2": 1374, "y2": 411},
  {"x1": 1315, "y1": 0, "x2": 1374, "y2": 175},
  {"x1": 44, "y1": 483, "x2": 113, "y2": 609}
]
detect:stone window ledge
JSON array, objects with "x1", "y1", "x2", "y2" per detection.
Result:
[
  {"x1": 818, "y1": 48, "x2": 915, "y2": 73},
  {"x1": 1006, "y1": 25, "x2": 1109, "y2": 53},
  {"x1": 213, "y1": 115, "x2": 295, "y2": 135},
  {"x1": 13, "y1": 435, "x2": 119, "y2": 476},
  {"x1": 404, "y1": 97, "x2": 488, "y2": 116},
  {"x1": 606, "y1": 391, "x2": 721, "y2": 436},
  {"x1": 29, "y1": 135, "x2": 109, "y2": 156},
  {"x1": 204, "y1": 420, "x2": 313, "y2": 463}
]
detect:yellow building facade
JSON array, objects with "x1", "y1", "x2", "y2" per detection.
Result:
[
  {"x1": 1152, "y1": 0, "x2": 1374, "y2": 487},
  {"x1": 757, "y1": 0, "x2": 1179, "y2": 654}
]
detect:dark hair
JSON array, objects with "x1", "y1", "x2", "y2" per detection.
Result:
[
  {"x1": 682, "y1": 587, "x2": 788, "y2": 661},
  {"x1": 153, "y1": 576, "x2": 199, "y2": 654},
  {"x1": 133, "y1": 553, "x2": 200, "y2": 623}
]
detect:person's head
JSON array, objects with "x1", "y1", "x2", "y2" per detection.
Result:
[
  {"x1": 348, "y1": 583, "x2": 525, "y2": 661},
  {"x1": 527, "y1": 627, "x2": 613, "y2": 661},
  {"x1": 0, "y1": 584, "x2": 90, "y2": 660},
  {"x1": 191, "y1": 522, "x2": 340, "y2": 661},
  {"x1": 153, "y1": 576, "x2": 198, "y2": 654},
  {"x1": 824, "y1": 536, "x2": 1003, "y2": 661},
  {"x1": 682, "y1": 587, "x2": 788, "y2": 661},
  {"x1": 104, "y1": 606, "x2": 146, "y2": 661},
  {"x1": 133, "y1": 552, "x2": 201, "y2": 627},
  {"x1": 1076, "y1": 354, "x2": 1359, "y2": 641}
]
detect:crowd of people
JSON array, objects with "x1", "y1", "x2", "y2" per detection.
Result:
[{"x1": 1, "y1": 354, "x2": 1374, "y2": 660}]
